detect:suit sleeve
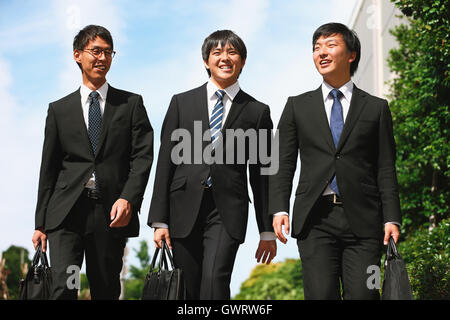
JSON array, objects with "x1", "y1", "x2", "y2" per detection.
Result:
[
  {"x1": 35, "y1": 103, "x2": 63, "y2": 230},
  {"x1": 268, "y1": 97, "x2": 299, "y2": 216},
  {"x1": 147, "y1": 95, "x2": 179, "y2": 226},
  {"x1": 249, "y1": 105, "x2": 274, "y2": 234},
  {"x1": 119, "y1": 95, "x2": 154, "y2": 212},
  {"x1": 377, "y1": 101, "x2": 401, "y2": 224}
]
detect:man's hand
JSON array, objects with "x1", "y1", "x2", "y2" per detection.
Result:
[
  {"x1": 32, "y1": 228, "x2": 47, "y2": 252},
  {"x1": 273, "y1": 215, "x2": 290, "y2": 244},
  {"x1": 154, "y1": 227, "x2": 172, "y2": 249},
  {"x1": 110, "y1": 198, "x2": 132, "y2": 228},
  {"x1": 384, "y1": 223, "x2": 400, "y2": 245},
  {"x1": 255, "y1": 240, "x2": 277, "y2": 264}
]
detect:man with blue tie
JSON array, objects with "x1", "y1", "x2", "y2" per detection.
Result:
[
  {"x1": 32, "y1": 25, "x2": 153, "y2": 299},
  {"x1": 270, "y1": 23, "x2": 401, "y2": 299},
  {"x1": 148, "y1": 30, "x2": 277, "y2": 299}
]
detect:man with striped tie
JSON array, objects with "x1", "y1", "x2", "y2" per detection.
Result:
[{"x1": 148, "y1": 30, "x2": 277, "y2": 300}]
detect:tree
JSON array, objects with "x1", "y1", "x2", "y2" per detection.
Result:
[
  {"x1": 234, "y1": 259, "x2": 303, "y2": 300},
  {"x1": 1, "y1": 246, "x2": 31, "y2": 300},
  {"x1": 124, "y1": 240, "x2": 151, "y2": 300},
  {"x1": 388, "y1": 0, "x2": 449, "y2": 234}
]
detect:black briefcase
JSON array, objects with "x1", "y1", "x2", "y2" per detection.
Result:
[
  {"x1": 382, "y1": 237, "x2": 413, "y2": 300},
  {"x1": 19, "y1": 243, "x2": 52, "y2": 300},
  {"x1": 142, "y1": 240, "x2": 186, "y2": 300}
]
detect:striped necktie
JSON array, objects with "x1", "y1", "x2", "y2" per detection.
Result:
[
  {"x1": 205, "y1": 90, "x2": 225, "y2": 187},
  {"x1": 329, "y1": 88, "x2": 343, "y2": 195}
]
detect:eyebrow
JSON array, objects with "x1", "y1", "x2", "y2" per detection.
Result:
[{"x1": 314, "y1": 38, "x2": 340, "y2": 46}]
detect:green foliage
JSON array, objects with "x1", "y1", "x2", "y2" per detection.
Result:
[
  {"x1": 388, "y1": 0, "x2": 450, "y2": 233},
  {"x1": 124, "y1": 240, "x2": 152, "y2": 300},
  {"x1": 1, "y1": 246, "x2": 31, "y2": 300},
  {"x1": 397, "y1": 218, "x2": 450, "y2": 299},
  {"x1": 234, "y1": 259, "x2": 303, "y2": 300}
]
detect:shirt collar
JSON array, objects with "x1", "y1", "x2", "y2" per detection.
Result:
[
  {"x1": 80, "y1": 82, "x2": 109, "y2": 104},
  {"x1": 207, "y1": 80, "x2": 240, "y2": 102},
  {"x1": 321, "y1": 79, "x2": 353, "y2": 102}
]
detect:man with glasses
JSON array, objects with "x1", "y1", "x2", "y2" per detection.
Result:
[{"x1": 32, "y1": 25, "x2": 153, "y2": 299}]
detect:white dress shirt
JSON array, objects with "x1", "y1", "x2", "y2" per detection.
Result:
[
  {"x1": 79, "y1": 81, "x2": 108, "y2": 189},
  {"x1": 153, "y1": 80, "x2": 276, "y2": 241}
]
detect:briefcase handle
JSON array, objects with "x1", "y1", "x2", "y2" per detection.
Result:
[
  {"x1": 150, "y1": 240, "x2": 175, "y2": 272},
  {"x1": 31, "y1": 243, "x2": 50, "y2": 269},
  {"x1": 386, "y1": 236, "x2": 401, "y2": 261}
]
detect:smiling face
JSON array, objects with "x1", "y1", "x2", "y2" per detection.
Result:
[
  {"x1": 74, "y1": 36, "x2": 112, "y2": 90},
  {"x1": 203, "y1": 41, "x2": 245, "y2": 89},
  {"x1": 313, "y1": 33, "x2": 356, "y2": 88}
]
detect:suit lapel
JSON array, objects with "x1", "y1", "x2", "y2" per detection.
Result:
[
  {"x1": 309, "y1": 86, "x2": 336, "y2": 151},
  {"x1": 222, "y1": 89, "x2": 249, "y2": 130},
  {"x1": 96, "y1": 85, "x2": 118, "y2": 158},
  {"x1": 68, "y1": 89, "x2": 94, "y2": 157},
  {"x1": 197, "y1": 83, "x2": 210, "y2": 128},
  {"x1": 192, "y1": 83, "x2": 210, "y2": 148},
  {"x1": 336, "y1": 85, "x2": 367, "y2": 151}
]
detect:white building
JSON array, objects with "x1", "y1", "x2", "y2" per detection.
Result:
[{"x1": 349, "y1": 0, "x2": 405, "y2": 99}]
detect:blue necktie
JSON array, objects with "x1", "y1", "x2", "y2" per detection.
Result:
[
  {"x1": 88, "y1": 91, "x2": 102, "y2": 190},
  {"x1": 206, "y1": 90, "x2": 225, "y2": 187},
  {"x1": 329, "y1": 89, "x2": 343, "y2": 195}
]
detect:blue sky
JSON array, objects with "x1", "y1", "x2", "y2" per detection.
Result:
[{"x1": 0, "y1": 0, "x2": 357, "y2": 297}]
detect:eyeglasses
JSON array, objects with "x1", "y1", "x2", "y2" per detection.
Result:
[{"x1": 83, "y1": 47, "x2": 116, "y2": 59}]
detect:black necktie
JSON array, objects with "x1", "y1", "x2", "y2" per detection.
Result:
[
  {"x1": 88, "y1": 91, "x2": 102, "y2": 155},
  {"x1": 88, "y1": 91, "x2": 102, "y2": 190}
]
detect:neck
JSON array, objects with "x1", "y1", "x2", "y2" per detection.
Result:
[
  {"x1": 323, "y1": 75, "x2": 351, "y2": 89},
  {"x1": 210, "y1": 77, "x2": 236, "y2": 90},
  {"x1": 82, "y1": 75, "x2": 106, "y2": 91}
]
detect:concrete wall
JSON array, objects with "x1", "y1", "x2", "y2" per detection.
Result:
[{"x1": 349, "y1": 0, "x2": 405, "y2": 99}]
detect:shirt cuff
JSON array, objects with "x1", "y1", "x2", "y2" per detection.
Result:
[
  {"x1": 273, "y1": 211, "x2": 289, "y2": 216},
  {"x1": 260, "y1": 232, "x2": 277, "y2": 241},
  {"x1": 385, "y1": 221, "x2": 401, "y2": 227},
  {"x1": 152, "y1": 222, "x2": 169, "y2": 229}
]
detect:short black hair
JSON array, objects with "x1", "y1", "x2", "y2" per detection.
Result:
[
  {"x1": 201, "y1": 30, "x2": 247, "y2": 77},
  {"x1": 312, "y1": 22, "x2": 361, "y2": 76},
  {"x1": 73, "y1": 25, "x2": 114, "y2": 70}
]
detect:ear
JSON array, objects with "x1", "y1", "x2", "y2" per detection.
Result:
[
  {"x1": 348, "y1": 51, "x2": 356, "y2": 63},
  {"x1": 203, "y1": 59, "x2": 210, "y2": 70},
  {"x1": 74, "y1": 50, "x2": 82, "y2": 64}
]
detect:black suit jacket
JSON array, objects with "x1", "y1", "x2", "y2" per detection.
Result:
[
  {"x1": 147, "y1": 83, "x2": 273, "y2": 243},
  {"x1": 35, "y1": 85, "x2": 153, "y2": 237},
  {"x1": 269, "y1": 85, "x2": 401, "y2": 239}
]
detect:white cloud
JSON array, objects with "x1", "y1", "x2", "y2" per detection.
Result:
[{"x1": 0, "y1": 56, "x2": 44, "y2": 256}]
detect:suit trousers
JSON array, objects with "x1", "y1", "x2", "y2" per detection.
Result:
[
  {"x1": 297, "y1": 198, "x2": 382, "y2": 300},
  {"x1": 47, "y1": 192, "x2": 126, "y2": 300},
  {"x1": 171, "y1": 188, "x2": 241, "y2": 300}
]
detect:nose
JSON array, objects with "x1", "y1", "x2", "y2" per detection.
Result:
[
  {"x1": 318, "y1": 46, "x2": 328, "y2": 58},
  {"x1": 219, "y1": 51, "x2": 230, "y2": 61},
  {"x1": 98, "y1": 51, "x2": 107, "y2": 60}
]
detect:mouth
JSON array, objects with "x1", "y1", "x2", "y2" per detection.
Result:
[
  {"x1": 94, "y1": 64, "x2": 107, "y2": 72},
  {"x1": 219, "y1": 65, "x2": 233, "y2": 71},
  {"x1": 319, "y1": 59, "x2": 332, "y2": 67}
]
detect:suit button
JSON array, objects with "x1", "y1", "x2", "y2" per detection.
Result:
[{"x1": 335, "y1": 154, "x2": 341, "y2": 160}]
